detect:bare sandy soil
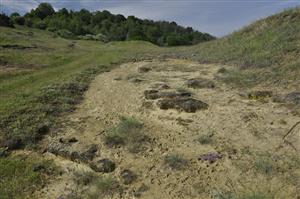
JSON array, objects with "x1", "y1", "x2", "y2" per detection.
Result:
[{"x1": 36, "y1": 59, "x2": 300, "y2": 199}]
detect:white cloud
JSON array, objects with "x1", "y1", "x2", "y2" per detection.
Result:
[{"x1": 1, "y1": 0, "x2": 39, "y2": 13}]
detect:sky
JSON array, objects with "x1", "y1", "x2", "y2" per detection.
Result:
[{"x1": 0, "y1": 0, "x2": 299, "y2": 37}]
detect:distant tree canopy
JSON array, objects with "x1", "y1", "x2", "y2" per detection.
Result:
[
  {"x1": 0, "y1": 14, "x2": 14, "y2": 27},
  {"x1": 2, "y1": 3, "x2": 216, "y2": 46}
]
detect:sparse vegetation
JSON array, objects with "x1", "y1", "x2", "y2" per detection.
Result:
[
  {"x1": 73, "y1": 171, "x2": 120, "y2": 198},
  {"x1": 0, "y1": 156, "x2": 55, "y2": 199},
  {"x1": 105, "y1": 117, "x2": 147, "y2": 152},
  {"x1": 213, "y1": 191, "x2": 274, "y2": 199},
  {"x1": 197, "y1": 133, "x2": 214, "y2": 145},
  {"x1": 254, "y1": 159, "x2": 274, "y2": 175},
  {"x1": 176, "y1": 87, "x2": 190, "y2": 93},
  {"x1": 94, "y1": 175, "x2": 119, "y2": 194},
  {"x1": 180, "y1": 7, "x2": 300, "y2": 87},
  {"x1": 164, "y1": 153, "x2": 188, "y2": 170},
  {"x1": 0, "y1": 26, "x2": 162, "y2": 150}
]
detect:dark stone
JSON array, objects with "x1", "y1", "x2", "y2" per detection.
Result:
[
  {"x1": 144, "y1": 90, "x2": 191, "y2": 100},
  {"x1": 0, "y1": 44, "x2": 37, "y2": 50},
  {"x1": 81, "y1": 144, "x2": 98, "y2": 161},
  {"x1": 151, "y1": 82, "x2": 170, "y2": 90},
  {"x1": 272, "y1": 95, "x2": 285, "y2": 103},
  {"x1": 68, "y1": 137, "x2": 78, "y2": 143},
  {"x1": 37, "y1": 125, "x2": 50, "y2": 136},
  {"x1": 130, "y1": 78, "x2": 144, "y2": 83},
  {"x1": 157, "y1": 98, "x2": 208, "y2": 113},
  {"x1": 121, "y1": 169, "x2": 137, "y2": 185},
  {"x1": 285, "y1": 92, "x2": 300, "y2": 105},
  {"x1": 47, "y1": 142, "x2": 75, "y2": 162},
  {"x1": 0, "y1": 148, "x2": 9, "y2": 157},
  {"x1": 186, "y1": 78, "x2": 215, "y2": 89},
  {"x1": 138, "y1": 66, "x2": 151, "y2": 73},
  {"x1": 70, "y1": 151, "x2": 81, "y2": 161},
  {"x1": 159, "y1": 91, "x2": 191, "y2": 99},
  {"x1": 33, "y1": 164, "x2": 46, "y2": 172},
  {"x1": 246, "y1": 91, "x2": 273, "y2": 99},
  {"x1": 144, "y1": 90, "x2": 160, "y2": 100},
  {"x1": 90, "y1": 159, "x2": 116, "y2": 173},
  {"x1": 199, "y1": 152, "x2": 222, "y2": 164},
  {"x1": 2, "y1": 138, "x2": 23, "y2": 150},
  {"x1": 133, "y1": 184, "x2": 149, "y2": 197},
  {"x1": 114, "y1": 77, "x2": 122, "y2": 81},
  {"x1": 180, "y1": 98, "x2": 208, "y2": 112}
]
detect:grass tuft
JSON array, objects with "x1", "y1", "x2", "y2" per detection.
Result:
[
  {"x1": 164, "y1": 153, "x2": 188, "y2": 170},
  {"x1": 105, "y1": 117, "x2": 147, "y2": 152}
]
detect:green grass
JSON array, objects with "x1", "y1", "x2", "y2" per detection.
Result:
[
  {"x1": 178, "y1": 7, "x2": 300, "y2": 87},
  {"x1": 1, "y1": 7, "x2": 300, "y2": 198},
  {"x1": 0, "y1": 156, "x2": 56, "y2": 199},
  {"x1": 0, "y1": 26, "x2": 161, "y2": 198},
  {"x1": 0, "y1": 26, "x2": 162, "y2": 149}
]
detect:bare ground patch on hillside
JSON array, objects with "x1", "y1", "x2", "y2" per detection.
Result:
[{"x1": 36, "y1": 59, "x2": 300, "y2": 199}]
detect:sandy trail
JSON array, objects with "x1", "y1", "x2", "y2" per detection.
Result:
[{"x1": 37, "y1": 59, "x2": 300, "y2": 199}]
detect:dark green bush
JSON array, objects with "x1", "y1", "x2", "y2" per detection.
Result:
[{"x1": 0, "y1": 14, "x2": 14, "y2": 28}]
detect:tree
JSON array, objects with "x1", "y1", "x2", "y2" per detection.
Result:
[
  {"x1": 34, "y1": 3, "x2": 55, "y2": 19},
  {"x1": 77, "y1": 9, "x2": 91, "y2": 24},
  {"x1": 13, "y1": 16, "x2": 25, "y2": 25},
  {"x1": 10, "y1": 12, "x2": 25, "y2": 25},
  {"x1": 10, "y1": 12, "x2": 20, "y2": 18},
  {"x1": 57, "y1": 8, "x2": 69, "y2": 16},
  {"x1": 0, "y1": 14, "x2": 14, "y2": 27},
  {"x1": 166, "y1": 34, "x2": 180, "y2": 46},
  {"x1": 19, "y1": 2, "x2": 215, "y2": 46}
]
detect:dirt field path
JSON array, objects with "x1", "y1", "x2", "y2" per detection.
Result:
[{"x1": 37, "y1": 59, "x2": 300, "y2": 199}]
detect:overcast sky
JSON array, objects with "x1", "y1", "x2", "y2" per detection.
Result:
[{"x1": 1, "y1": 0, "x2": 299, "y2": 37}]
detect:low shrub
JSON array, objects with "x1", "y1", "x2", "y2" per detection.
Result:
[
  {"x1": 105, "y1": 117, "x2": 148, "y2": 152},
  {"x1": 164, "y1": 153, "x2": 188, "y2": 170}
]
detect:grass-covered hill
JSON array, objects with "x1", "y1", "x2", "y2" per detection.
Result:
[
  {"x1": 0, "y1": 25, "x2": 165, "y2": 198},
  {"x1": 2, "y1": 3, "x2": 215, "y2": 46},
  {"x1": 180, "y1": 7, "x2": 300, "y2": 87},
  {"x1": 0, "y1": 6, "x2": 300, "y2": 199}
]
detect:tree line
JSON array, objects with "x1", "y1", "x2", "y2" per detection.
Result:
[{"x1": 0, "y1": 3, "x2": 215, "y2": 46}]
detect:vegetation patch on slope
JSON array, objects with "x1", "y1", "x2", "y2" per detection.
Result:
[
  {"x1": 0, "y1": 155, "x2": 56, "y2": 199},
  {"x1": 180, "y1": 7, "x2": 300, "y2": 87},
  {"x1": 3, "y1": 3, "x2": 215, "y2": 46},
  {"x1": 0, "y1": 26, "x2": 163, "y2": 149}
]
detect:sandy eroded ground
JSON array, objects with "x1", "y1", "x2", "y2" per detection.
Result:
[{"x1": 36, "y1": 59, "x2": 300, "y2": 199}]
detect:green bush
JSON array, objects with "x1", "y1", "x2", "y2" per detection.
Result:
[
  {"x1": 56, "y1": 29, "x2": 76, "y2": 39},
  {"x1": 0, "y1": 14, "x2": 14, "y2": 28},
  {"x1": 12, "y1": 16, "x2": 25, "y2": 25}
]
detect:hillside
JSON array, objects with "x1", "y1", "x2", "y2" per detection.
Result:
[
  {"x1": 180, "y1": 7, "x2": 300, "y2": 87},
  {"x1": 3, "y1": 3, "x2": 215, "y2": 46},
  {"x1": 0, "y1": 6, "x2": 300, "y2": 199}
]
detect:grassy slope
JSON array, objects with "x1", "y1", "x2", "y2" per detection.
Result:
[
  {"x1": 0, "y1": 26, "x2": 163, "y2": 198},
  {"x1": 0, "y1": 26, "x2": 161, "y2": 116},
  {"x1": 1, "y1": 7, "x2": 300, "y2": 198},
  {"x1": 0, "y1": 25, "x2": 163, "y2": 145},
  {"x1": 180, "y1": 7, "x2": 300, "y2": 87}
]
